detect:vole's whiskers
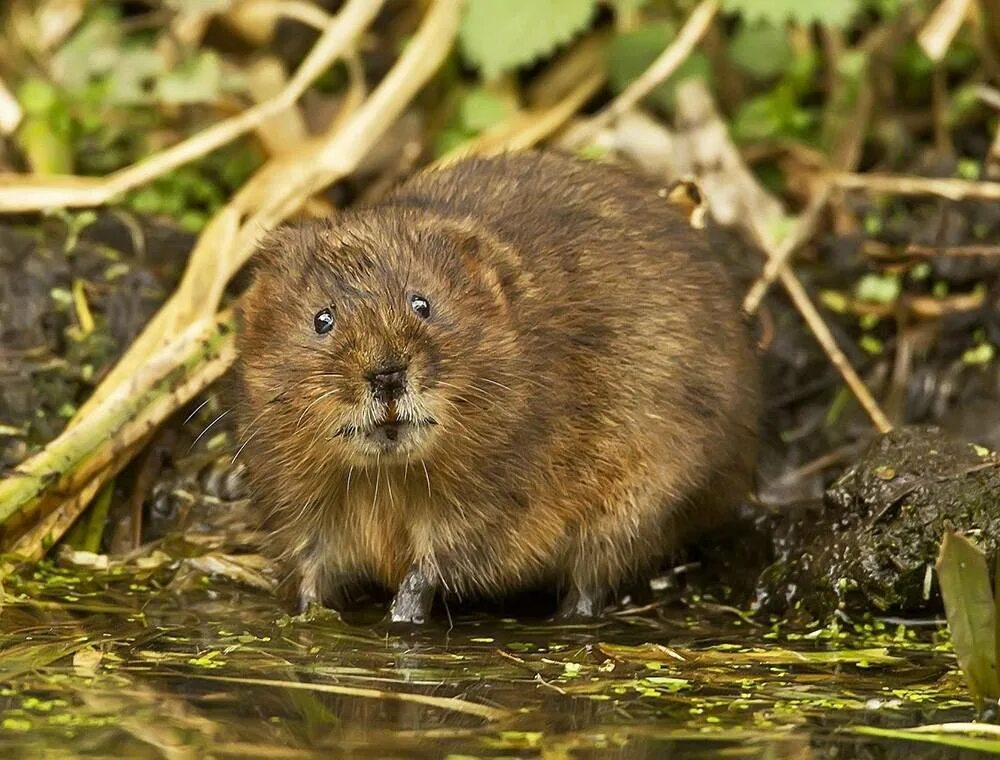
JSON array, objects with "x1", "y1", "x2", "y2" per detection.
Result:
[
  {"x1": 189, "y1": 409, "x2": 230, "y2": 453},
  {"x1": 434, "y1": 380, "x2": 494, "y2": 408},
  {"x1": 184, "y1": 397, "x2": 212, "y2": 425},
  {"x1": 479, "y1": 377, "x2": 513, "y2": 392},
  {"x1": 295, "y1": 389, "x2": 338, "y2": 433},
  {"x1": 385, "y1": 467, "x2": 395, "y2": 508},
  {"x1": 231, "y1": 429, "x2": 259, "y2": 464},
  {"x1": 421, "y1": 459, "x2": 432, "y2": 498},
  {"x1": 436, "y1": 398, "x2": 478, "y2": 442},
  {"x1": 233, "y1": 404, "x2": 273, "y2": 450},
  {"x1": 371, "y1": 453, "x2": 381, "y2": 521}
]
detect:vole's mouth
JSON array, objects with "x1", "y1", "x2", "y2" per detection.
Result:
[
  {"x1": 339, "y1": 419, "x2": 437, "y2": 441},
  {"x1": 336, "y1": 403, "x2": 437, "y2": 444}
]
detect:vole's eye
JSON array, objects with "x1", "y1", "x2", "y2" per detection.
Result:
[
  {"x1": 313, "y1": 307, "x2": 335, "y2": 334},
  {"x1": 410, "y1": 293, "x2": 431, "y2": 320}
]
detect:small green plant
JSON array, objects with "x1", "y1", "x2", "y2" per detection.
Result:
[
  {"x1": 721, "y1": 0, "x2": 861, "y2": 27},
  {"x1": 459, "y1": 0, "x2": 598, "y2": 79},
  {"x1": 935, "y1": 531, "x2": 1000, "y2": 716}
]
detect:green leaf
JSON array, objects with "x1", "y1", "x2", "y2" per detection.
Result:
[
  {"x1": 731, "y1": 84, "x2": 813, "y2": 142},
  {"x1": 155, "y1": 51, "x2": 222, "y2": 104},
  {"x1": 936, "y1": 532, "x2": 1000, "y2": 708},
  {"x1": 458, "y1": 88, "x2": 514, "y2": 132},
  {"x1": 107, "y1": 48, "x2": 165, "y2": 104},
  {"x1": 17, "y1": 79, "x2": 59, "y2": 116},
  {"x1": 729, "y1": 22, "x2": 792, "y2": 79},
  {"x1": 16, "y1": 118, "x2": 74, "y2": 175},
  {"x1": 852, "y1": 726, "x2": 1000, "y2": 754},
  {"x1": 859, "y1": 334, "x2": 883, "y2": 355},
  {"x1": 963, "y1": 342, "x2": 995, "y2": 366},
  {"x1": 721, "y1": 0, "x2": 861, "y2": 27},
  {"x1": 51, "y1": 11, "x2": 122, "y2": 91},
  {"x1": 854, "y1": 273, "x2": 900, "y2": 304},
  {"x1": 608, "y1": 22, "x2": 711, "y2": 111},
  {"x1": 460, "y1": 0, "x2": 598, "y2": 79},
  {"x1": 607, "y1": 0, "x2": 651, "y2": 13}
]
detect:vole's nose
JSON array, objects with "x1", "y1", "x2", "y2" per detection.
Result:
[{"x1": 367, "y1": 365, "x2": 407, "y2": 402}]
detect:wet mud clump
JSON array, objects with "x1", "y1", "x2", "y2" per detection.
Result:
[{"x1": 754, "y1": 425, "x2": 1000, "y2": 618}]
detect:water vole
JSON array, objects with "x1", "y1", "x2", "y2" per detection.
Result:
[{"x1": 234, "y1": 151, "x2": 760, "y2": 622}]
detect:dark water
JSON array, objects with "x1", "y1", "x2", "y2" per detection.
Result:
[{"x1": 0, "y1": 560, "x2": 981, "y2": 758}]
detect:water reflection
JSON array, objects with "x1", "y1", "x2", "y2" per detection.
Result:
[{"x1": 0, "y1": 563, "x2": 971, "y2": 758}]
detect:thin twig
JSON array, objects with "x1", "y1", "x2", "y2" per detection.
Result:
[
  {"x1": 742, "y1": 189, "x2": 830, "y2": 314},
  {"x1": 744, "y1": 66, "x2": 874, "y2": 312},
  {"x1": 560, "y1": 0, "x2": 718, "y2": 149},
  {"x1": 828, "y1": 290, "x2": 985, "y2": 318},
  {"x1": 903, "y1": 243, "x2": 1000, "y2": 257},
  {"x1": 780, "y1": 270, "x2": 893, "y2": 432},
  {"x1": 0, "y1": 0, "x2": 386, "y2": 213},
  {"x1": 833, "y1": 172, "x2": 1000, "y2": 201}
]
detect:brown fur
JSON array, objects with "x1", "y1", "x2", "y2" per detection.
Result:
[{"x1": 233, "y1": 151, "x2": 760, "y2": 615}]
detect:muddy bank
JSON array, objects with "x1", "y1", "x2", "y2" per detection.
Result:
[
  {"x1": 748, "y1": 426, "x2": 1000, "y2": 618},
  {"x1": 0, "y1": 216, "x2": 190, "y2": 467}
]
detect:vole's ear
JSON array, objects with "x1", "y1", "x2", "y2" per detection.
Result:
[
  {"x1": 247, "y1": 221, "x2": 334, "y2": 278},
  {"x1": 245, "y1": 230, "x2": 284, "y2": 279},
  {"x1": 454, "y1": 231, "x2": 521, "y2": 311}
]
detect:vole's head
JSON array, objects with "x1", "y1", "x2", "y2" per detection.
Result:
[{"x1": 235, "y1": 213, "x2": 522, "y2": 468}]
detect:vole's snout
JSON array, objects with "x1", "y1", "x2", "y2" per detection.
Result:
[{"x1": 367, "y1": 363, "x2": 407, "y2": 403}]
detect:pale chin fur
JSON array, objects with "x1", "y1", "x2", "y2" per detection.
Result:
[{"x1": 334, "y1": 393, "x2": 440, "y2": 462}]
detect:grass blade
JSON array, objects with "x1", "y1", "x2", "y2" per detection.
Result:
[{"x1": 936, "y1": 531, "x2": 1000, "y2": 707}]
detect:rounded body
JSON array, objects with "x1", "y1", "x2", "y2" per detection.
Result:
[{"x1": 234, "y1": 152, "x2": 759, "y2": 619}]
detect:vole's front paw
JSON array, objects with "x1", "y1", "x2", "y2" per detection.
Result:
[
  {"x1": 554, "y1": 586, "x2": 606, "y2": 621},
  {"x1": 388, "y1": 563, "x2": 438, "y2": 625},
  {"x1": 298, "y1": 588, "x2": 319, "y2": 614}
]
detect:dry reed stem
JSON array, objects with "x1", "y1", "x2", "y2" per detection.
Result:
[
  {"x1": 918, "y1": 0, "x2": 973, "y2": 62},
  {"x1": 833, "y1": 172, "x2": 1000, "y2": 201},
  {"x1": 246, "y1": 57, "x2": 311, "y2": 156},
  {"x1": 559, "y1": 0, "x2": 718, "y2": 149},
  {"x1": 11, "y1": 456, "x2": 132, "y2": 562},
  {"x1": 0, "y1": 76, "x2": 23, "y2": 134},
  {"x1": 0, "y1": 315, "x2": 235, "y2": 536},
  {"x1": 0, "y1": 0, "x2": 386, "y2": 213}
]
